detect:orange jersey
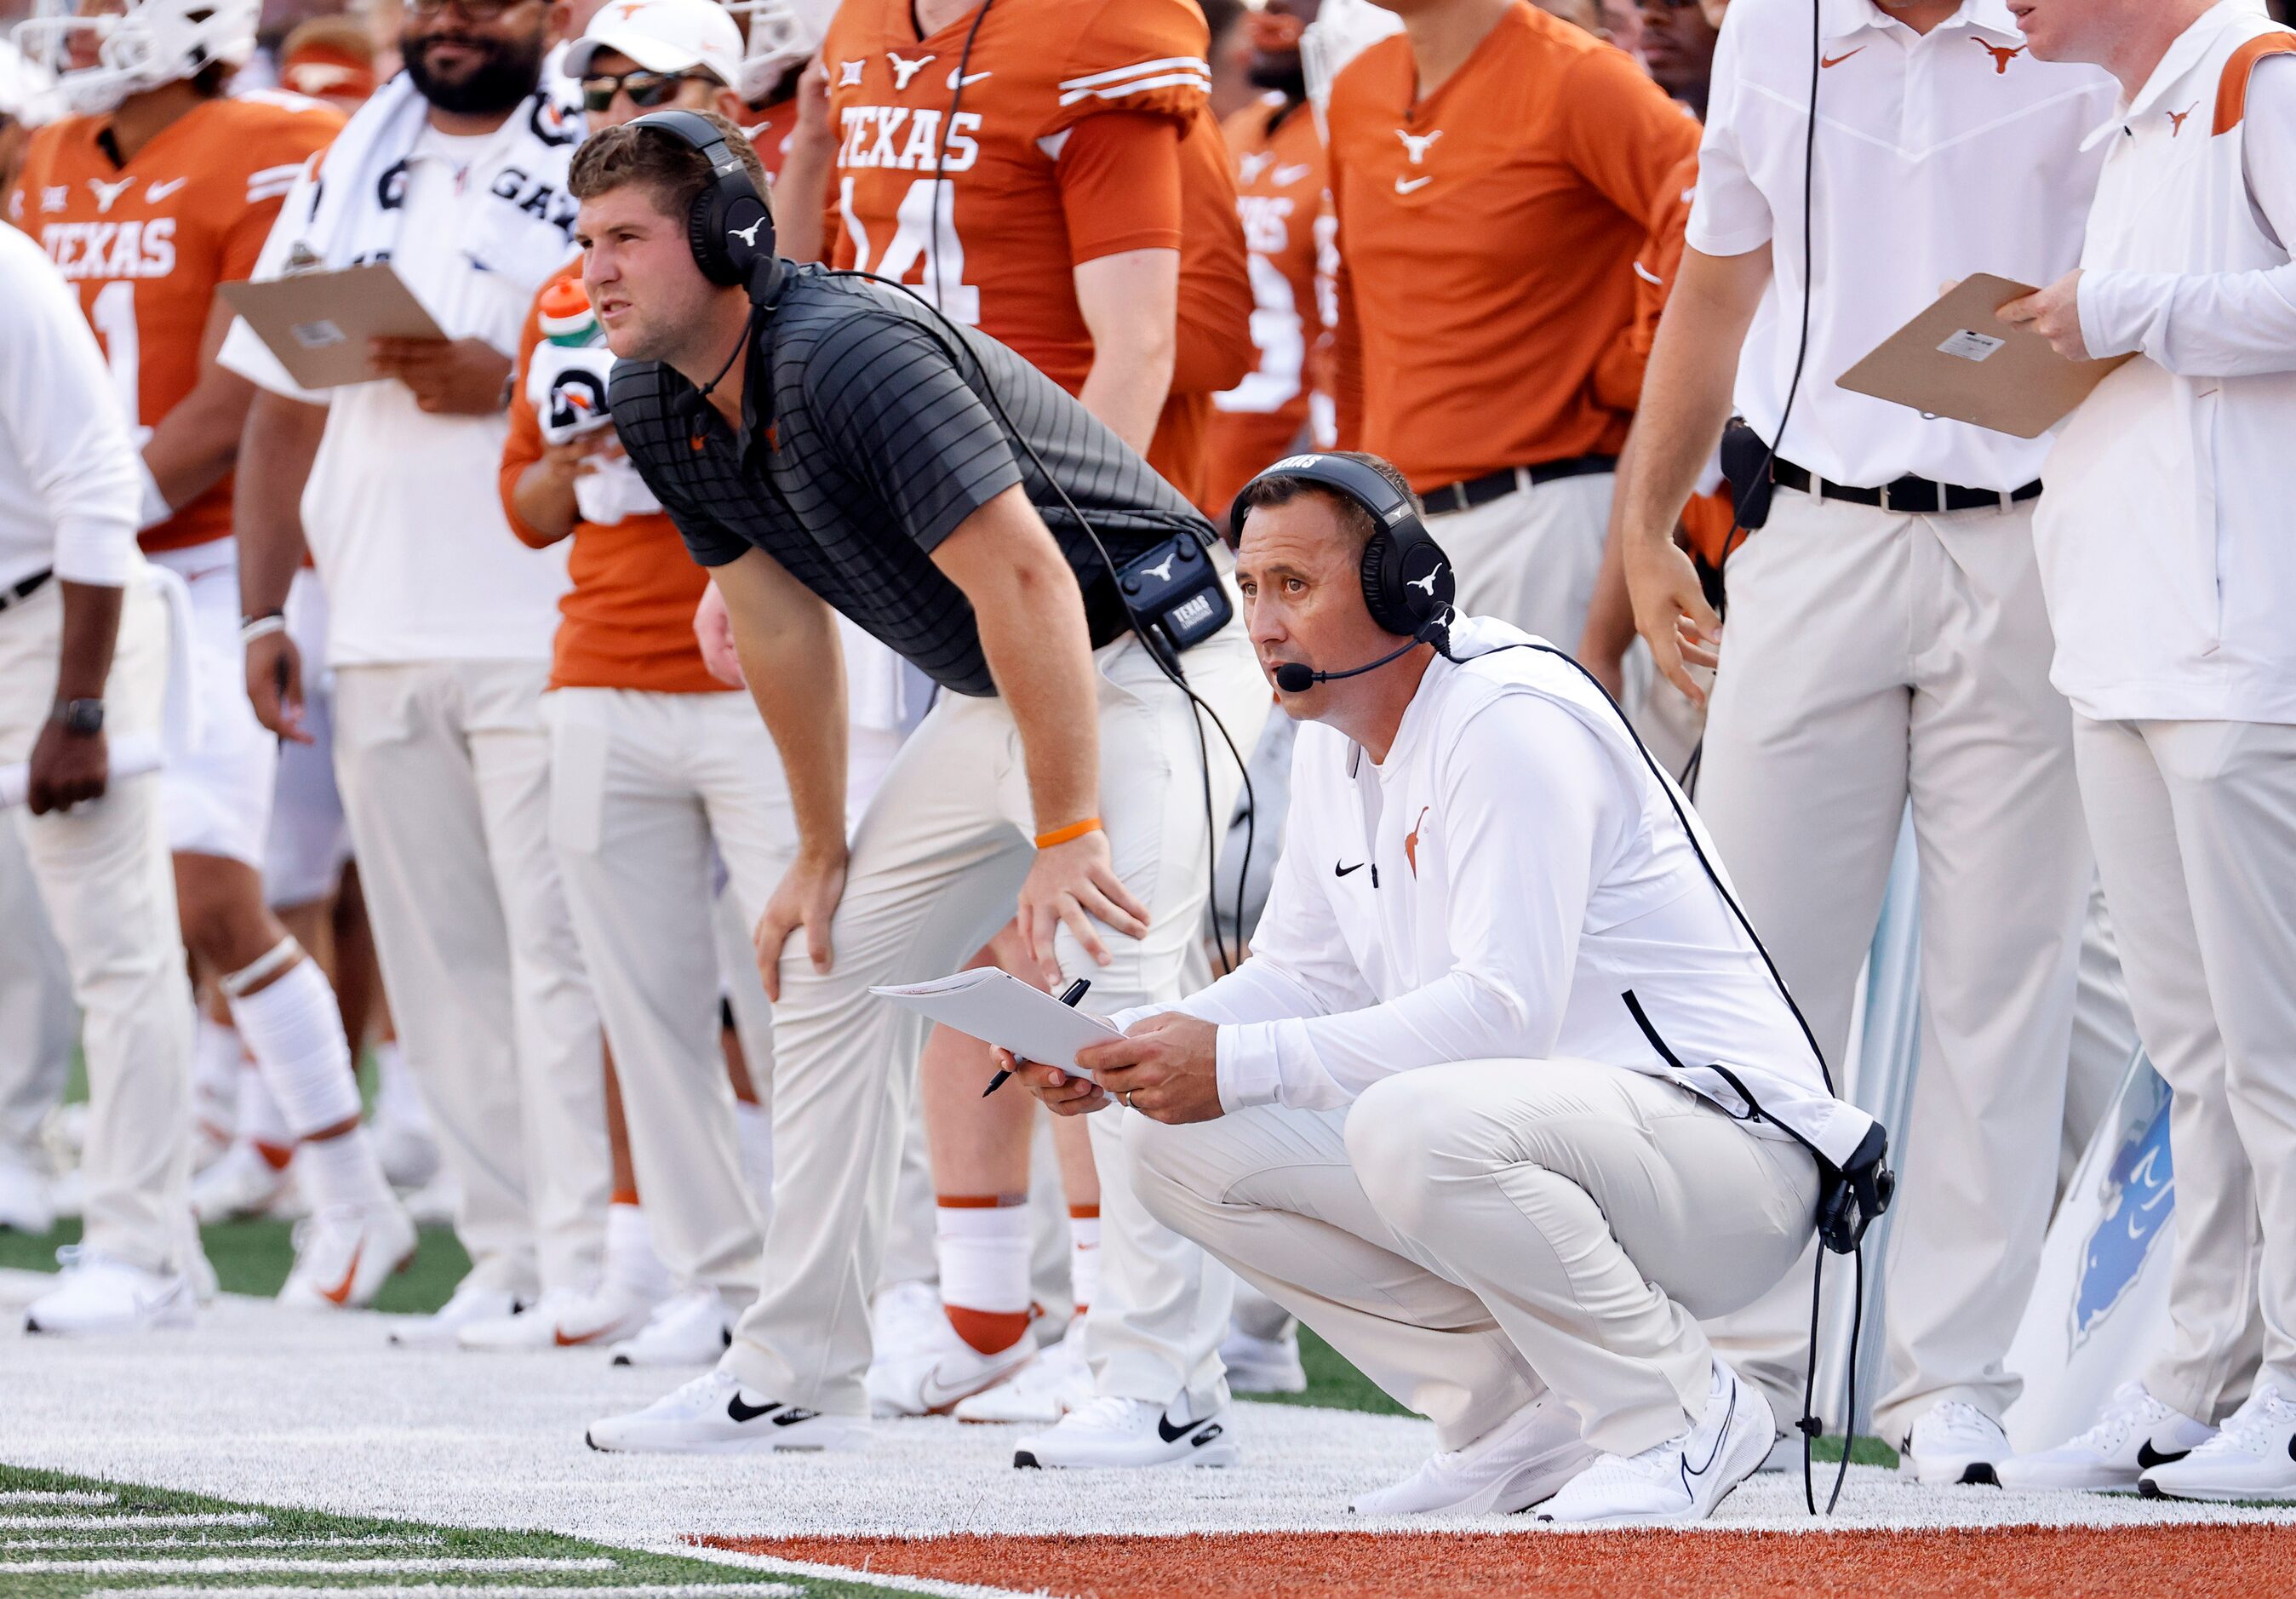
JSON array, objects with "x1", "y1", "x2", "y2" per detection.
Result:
[
  {"x1": 9, "y1": 91, "x2": 341, "y2": 552},
  {"x1": 501, "y1": 265, "x2": 724, "y2": 696},
  {"x1": 1326, "y1": 2, "x2": 1698, "y2": 490},
  {"x1": 1204, "y1": 93, "x2": 1329, "y2": 515},
  {"x1": 821, "y1": 0, "x2": 1251, "y2": 497}
]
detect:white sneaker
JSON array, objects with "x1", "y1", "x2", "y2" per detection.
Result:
[
  {"x1": 1538, "y1": 1358, "x2": 1772, "y2": 1526},
  {"x1": 24, "y1": 1247, "x2": 196, "y2": 1335},
  {"x1": 864, "y1": 1279, "x2": 943, "y2": 1369},
  {"x1": 1753, "y1": 1431, "x2": 1799, "y2": 1473},
  {"x1": 956, "y1": 1319, "x2": 1093, "y2": 1424},
  {"x1": 867, "y1": 1302, "x2": 1034, "y2": 1417},
  {"x1": 1221, "y1": 1322, "x2": 1308, "y2": 1394},
  {"x1": 1352, "y1": 1393, "x2": 1593, "y2": 1516},
  {"x1": 1898, "y1": 1399, "x2": 2009, "y2": 1487},
  {"x1": 456, "y1": 1282, "x2": 659, "y2": 1352},
  {"x1": 190, "y1": 1141, "x2": 289, "y2": 1224},
  {"x1": 2140, "y1": 1384, "x2": 2296, "y2": 1503},
  {"x1": 1013, "y1": 1392, "x2": 1239, "y2": 1470},
  {"x1": 611, "y1": 1285, "x2": 735, "y2": 1367},
  {"x1": 386, "y1": 1274, "x2": 525, "y2": 1349},
  {"x1": 586, "y1": 1367, "x2": 869, "y2": 1454},
  {"x1": 1998, "y1": 1380, "x2": 2214, "y2": 1493},
  {"x1": 277, "y1": 1201, "x2": 417, "y2": 1310},
  {"x1": 0, "y1": 1151, "x2": 54, "y2": 1235},
  {"x1": 371, "y1": 1118, "x2": 441, "y2": 1193}
]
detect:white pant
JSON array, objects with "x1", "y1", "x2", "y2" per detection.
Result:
[
  {"x1": 724, "y1": 622, "x2": 1268, "y2": 1415},
  {"x1": 1129, "y1": 1060, "x2": 1819, "y2": 1454},
  {"x1": 2075, "y1": 714, "x2": 2296, "y2": 1413},
  {"x1": 546, "y1": 686, "x2": 788, "y2": 1303},
  {"x1": 0, "y1": 819, "x2": 72, "y2": 1161},
  {"x1": 1425, "y1": 473, "x2": 1612, "y2": 649},
  {"x1": 264, "y1": 570, "x2": 351, "y2": 910},
  {"x1": 1692, "y1": 493, "x2": 2087, "y2": 1441},
  {"x1": 332, "y1": 659, "x2": 608, "y2": 1297},
  {"x1": 0, "y1": 578, "x2": 192, "y2": 1271},
  {"x1": 148, "y1": 542, "x2": 277, "y2": 869}
]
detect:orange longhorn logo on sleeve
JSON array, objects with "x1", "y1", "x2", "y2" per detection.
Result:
[
  {"x1": 1405, "y1": 806, "x2": 1431, "y2": 878},
  {"x1": 1974, "y1": 40, "x2": 2024, "y2": 74}
]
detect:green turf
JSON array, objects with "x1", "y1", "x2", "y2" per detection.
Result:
[{"x1": 0, "y1": 1462, "x2": 926, "y2": 1596}]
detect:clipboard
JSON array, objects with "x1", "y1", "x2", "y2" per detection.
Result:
[
  {"x1": 869, "y1": 969, "x2": 1119, "y2": 1080},
  {"x1": 1836, "y1": 273, "x2": 2133, "y2": 439},
  {"x1": 217, "y1": 263, "x2": 448, "y2": 389}
]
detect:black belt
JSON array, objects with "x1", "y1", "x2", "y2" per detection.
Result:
[
  {"x1": 1772, "y1": 458, "x2": 2041, "y2": 515},
  {"x1": 1422, "y1": 455, "x2": 1618, "y2": 517},
  {"x1": 0, "y1": 569, "x2": 52, "y2": 617}
]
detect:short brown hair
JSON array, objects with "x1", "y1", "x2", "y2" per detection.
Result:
[
  {"x1": 1233, "y1": 450, "x2": 1422, "y2": 555},
  {"x1": 568, "y1": 111, "x2": 768, "y2": 224}
]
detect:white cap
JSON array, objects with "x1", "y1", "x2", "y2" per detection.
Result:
[{"x1": 564, "y1": 0, "x2": 744, "y2": 89}]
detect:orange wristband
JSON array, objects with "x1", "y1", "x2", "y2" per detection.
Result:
[{"x1": 1033, "y1": 817, "x2": 1103, "y2": 850}]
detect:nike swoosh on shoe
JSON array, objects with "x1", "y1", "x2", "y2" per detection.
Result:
[{"x1": 2137, "y1": 1440, "x2": 2191, "y2": 1470}]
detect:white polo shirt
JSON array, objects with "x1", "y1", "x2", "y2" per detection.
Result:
[
  {"x1": 1129, "y1": 616, "x2": 1875, "y2": 1169},
  {"x1": 220, "y1": 117, "x2": 579, "y2": 668},
  {"x1": 1690, "y1": 0, "x2": 2114, "y2": 490},
  {"x1": 0, "y1": 224, "x2": 140, "y2": 593}
]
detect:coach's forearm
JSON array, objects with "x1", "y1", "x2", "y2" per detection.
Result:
[
  {"x1": 1620, "y1": 245, "x2": 1770, "y2": 553},
  {"x1": 711, "y1": 551, "x2": 850, "y2": 856},
  {"x1": 235, "y1": 390, "x2": 328, "y2": 618}
]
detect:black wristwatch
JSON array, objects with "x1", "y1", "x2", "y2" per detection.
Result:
[{"x1": 52, "y1": 698, "x2": 104, "y2": 736}]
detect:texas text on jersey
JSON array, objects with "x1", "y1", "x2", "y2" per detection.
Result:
[{"x1": 9, "y1": 88, "x2": 341, "y2": 553}]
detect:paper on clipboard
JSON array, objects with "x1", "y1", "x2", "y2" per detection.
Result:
[
  {"x1": 217, "y1": 263, "x2": 448, "y2": 390},
  {"x1": 870, "y1": 969, "x2": 1119, "y2": 1079},
  {"x1": 1836, "y1": 272, "x2": 2133, "y2": 440}
]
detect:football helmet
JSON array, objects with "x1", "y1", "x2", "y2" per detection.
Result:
[
  {"x1": 15, "y1": 0, "x2": 261, "y2": 118},
  {"x1": 1300, "y1": 0, "x2": 1401, "y2": 135},
  {"x1": 0, "y1": 38, "x2": 62, "y2": 126},
  {"x1": 717, "y1": 0, "x2": 833, "y2": 105}
]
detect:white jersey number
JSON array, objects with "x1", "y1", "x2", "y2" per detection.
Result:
[
  {"x1": 89, "y1": 279, "x2": 153, "y2": 444},
  {"x1": 840, "y1": 176, "x2": 983, "y2": 326}
]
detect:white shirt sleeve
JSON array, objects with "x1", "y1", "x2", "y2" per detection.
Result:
[
  {"x1": 1685, "y1": 12, "x2": 1775, "y2": 258},
  {"x1": 2078, "y1": 54, "x2": 2296, "y2": 376},
  {"x1": 1216, "y1": 695, "x2": 1634, "y2": 1112},
  {"x1": 216, "y1": 158, "x2": 331, "y2": 405},
  {"x1": 0, "y1": 233, "x2": 141, "y2": 587}
]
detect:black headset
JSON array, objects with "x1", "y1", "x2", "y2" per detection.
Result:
[{"x1": 624, "y1": 107, "x2": 784, "y2": 307}]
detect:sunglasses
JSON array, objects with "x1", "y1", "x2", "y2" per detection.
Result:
[
  {"x1": 579, "y1": 67, "x2": 703, "y2": 112},
  {"x1": 408, "y1": 0, "x2": 539, "y2": 20}
]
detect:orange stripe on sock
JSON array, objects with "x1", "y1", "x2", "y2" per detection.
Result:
[
  {"x1": 937, "y1": 1193, "x2": 1028, "y2": 1208},
  {"x1": 945, "y1": 1304, "x2": 1032, "y2": 1355},
  {"x1": 610, "y1": 1188, "x2": 640, "y2": 1208},
  {"x1": 254, "y1": 1141, "x2": 295, "y2": 1171},
  {"x1": 1068, "y1": 1204, "x2": 1100, "y2": 1220}
]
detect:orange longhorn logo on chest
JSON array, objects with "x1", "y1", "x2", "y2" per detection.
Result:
[
  {"x1": 2167, "y1": 102, "x2": 2197, "y2": 137},
  {"x1": 1405, "y1": 806, "x2": 1431, "y2": 878},
  {"x1": 1975, "y1": 40, "x2": 2024, "y2": 74}
]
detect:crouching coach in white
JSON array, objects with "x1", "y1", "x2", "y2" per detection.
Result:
[
  {"x1": 1014, "y1": 452, "x2": 1875, "y2": 1525},
  {"x1": 2004, "y1": 0, "x2": 2296, "y2": 1504}
]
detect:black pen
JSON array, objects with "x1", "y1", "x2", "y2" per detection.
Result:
[{"x1": 982, "y1": 977, "x2": 1091, "y2": 1097}]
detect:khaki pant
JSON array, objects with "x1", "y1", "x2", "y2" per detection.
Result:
[
  {"x1": 545, "y1": 686, "x2": 787, "y2": 1303},
  {"x1": 2076, "y1": 714, "x2": 2296, "y2": 1413},
  {"x1": 1692, "y1": 492, "x2": 2088, "y2": 1442},
  {"x1": 723, "y1": 621, "x2": 1268, "y2": 1416},
  {"x1": 1130, "y1": 1060, "x2": 1818, "y2": 1454},
  {"x1": 0, "y1": 819, "x2": 72, "y2": 1162},
  {"x1": 333, "y1": 659, "x2": 608, "y2": 1298},
  {"x1": 1425, "y1": 473, "x2": 1612, "y2": 647},
  {"x1": 0, "y1": 578, "x2": 191, "y2": 1272}
]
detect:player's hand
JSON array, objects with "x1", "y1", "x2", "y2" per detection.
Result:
[
  {"x1": 1079, "y1": 1012, "x2": 1223, "y2": 1125},
  {"x1": 369, "y1": 336, "x2": 513, "y2": 416},
  {"x1": 26, "y1": 719, "x2": 106, "y2": 815},
  {"x1": 693, "y1": 581, "x2": 744, "y2": 688},
  {"x1": 754, "y1": 845, "x2": 847, "y2": 1000},
  {"x1": 791, "y1": 54, "x2": 832, "y2": 145},
  {"x1": 1016, "y1": 828, "x2": 1150, "y2": 987},
  {"x1": 246, "y1": 628, "x2": 312, "y2": 744},
  {"x1": 1623, "y1": 533, "x2": 1721, "y2": 708},
  {"x1": 537, "y1": 430, "x2": 615, "y2": 485},
  {"x1": 1996, "y1": 271, "x2": 2090, "y2": 362},
  {"x1": 1002, "y1": 1047, "x2": 1112, "y2": 1116}
]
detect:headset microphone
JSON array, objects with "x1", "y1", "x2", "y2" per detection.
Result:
[{"x1": 1272, "y1": 626, "x2": 1438, "y2": 694}]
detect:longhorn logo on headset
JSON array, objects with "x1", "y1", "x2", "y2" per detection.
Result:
[{"x1": 729, "y1": 218, "x2": 767, "y2": 248}]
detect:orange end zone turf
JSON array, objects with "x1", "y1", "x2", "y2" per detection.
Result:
[{"x1": 708, "y1": 1525, "x2": 2296, "y2": 1598}]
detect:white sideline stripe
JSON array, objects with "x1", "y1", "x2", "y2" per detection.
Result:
[
  {"x1": 1, "y1": 1534, "x2": 441, "y2": 1550},
  {"x1": 0, "y1": 1556, "x2": 616, "y2": 1573},
  {"x1": 677, "y1": 1544, "x2": 1031, "y2": 1599},
  {"x1": 103, "y1": 1587, "x2": 796, "y2": 1598},
  {"x1": 0, "y1": 1493, "x2": 115, "y2": 1506},
  {"x1": 0, "y1": 1513, "x2": 266, "y2": 1530}
]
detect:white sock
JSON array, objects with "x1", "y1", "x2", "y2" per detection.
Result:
[
  {"x1": 936, "y1": 1200, "x2": 1032, "y2": 1352},
  {"x1": 193, "y1": 1017, "x2": 244, "y2": 1135},
  {"x1": 371, "y1": 1040, "x2": 430, "y2": 1132},
  {"x1": 1068, "y1": 1207, "x2": 1102, "y2": 1317},
  {"x1": 297, "y1": 1125, "x2": 396, "y2": 1211},
  {"x1": 235, "y1": 1063, "x2": 291, "y2": 1154},
  {"x1": 735, "y1": 1102, "x2": 773, "y2": 1219},
  {"x1": 604, "y1": 1201, "x2": 671, "y2": 1301},
  {"x1": 227, "y1": 956, "x2": 359, "y2": 1138}
]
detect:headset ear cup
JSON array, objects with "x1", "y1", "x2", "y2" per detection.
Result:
[
  {"x1": 689, "y1": 188, "x2": 734, "y2": 286},
  {"x1": 1360, "y1": 529, "x2": 1408, "y2": 635}
]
